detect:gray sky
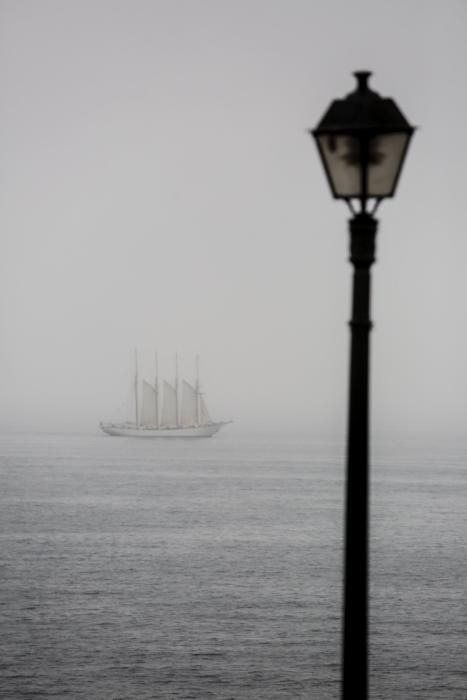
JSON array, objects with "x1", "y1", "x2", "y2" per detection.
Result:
[{"x1": 1, "y1": 0, "x2": 466, "y2": 435}]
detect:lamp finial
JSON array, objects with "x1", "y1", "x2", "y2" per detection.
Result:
[{"x1": 353, "y1": 71, "x2": 372, "y2": 93}]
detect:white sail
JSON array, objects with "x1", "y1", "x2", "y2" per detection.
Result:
[
  {"x1": 134, "y1": 349, "x2": 139, "y2": 427},
  {"x1": 180, "y1": 380, "x2": 197, "y2": 427},
  {"x1": 199, "y1": 395, "x2": 212, "y2": 425},
  {"x1": 161, "y1": 380, "x2": 177, "y2": 426},
  {"x1": 141, "y1": 380, "x2": 156, "y2": 427}
]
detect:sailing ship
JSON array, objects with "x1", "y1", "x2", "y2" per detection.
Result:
[{"x1": 100, "y1": 353, "x2": 229, "y2": 438}]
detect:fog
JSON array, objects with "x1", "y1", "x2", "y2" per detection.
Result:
[{"x1": 1, "y1": 0, "x2": 466, "y2": 435}]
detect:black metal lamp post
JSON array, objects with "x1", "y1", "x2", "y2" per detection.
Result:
[{"x1": 310, "y1": 72, "x2": 414, "y2": 699}]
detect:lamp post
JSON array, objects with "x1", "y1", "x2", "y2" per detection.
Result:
[{"x1": 310, "y1": 72, "x2": 414, "y2": 699}]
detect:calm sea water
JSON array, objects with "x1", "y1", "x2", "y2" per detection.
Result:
[{"x1": 0, "y1": 430, "x2": 465, "y2": 699}]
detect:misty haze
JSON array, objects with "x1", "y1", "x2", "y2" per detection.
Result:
[{"x1": 1, "y1": 1, "x2": 466, "y2": 699}]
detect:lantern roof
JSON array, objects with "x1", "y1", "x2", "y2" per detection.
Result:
[{"x1": 313, "y1": 71, "x2": 414, "y2": 137}]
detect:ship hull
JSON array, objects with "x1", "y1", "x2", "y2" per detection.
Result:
[{"x1": 100, "y1": 422, "x2": 225, "y2": 438}]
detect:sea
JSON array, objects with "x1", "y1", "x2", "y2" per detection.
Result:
[{"x1": 0, "y1": 429, "x2": 465, "y2": 699}]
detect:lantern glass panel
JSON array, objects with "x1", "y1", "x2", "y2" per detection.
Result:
[
  {"x1": 317, "y1": 134, "x2": 361, "y2": 198},
  {"x1": 367, "y1": 132, "x2": 410, "y2": 197}
]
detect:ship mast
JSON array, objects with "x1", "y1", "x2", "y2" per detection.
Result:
[
  {"x1": 175, "y1": 352, "x2": 179, "y2": 427},
  {"x1": 154, "y1": 351, "x2": 160, "y2": 429},
  {"x1": 195, "y1": 354, "x2": 200, "y2": 425},
  {"x1": 134, "y1": 348, "x2": 140, "y2": 428}
]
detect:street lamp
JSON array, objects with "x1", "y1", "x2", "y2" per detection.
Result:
[{"x1": 310, "y1": 71, "x2": 415, "y2": 700}]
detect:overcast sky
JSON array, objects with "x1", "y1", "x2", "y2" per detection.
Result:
[{"x1": 1, "y1": 0, "x2": 466, "y2": 435}]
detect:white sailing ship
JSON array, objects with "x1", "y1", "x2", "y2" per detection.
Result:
[{"x1": 100, "y1": 354, "x2": 229, "y2": 438}]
